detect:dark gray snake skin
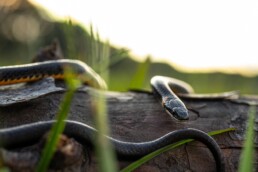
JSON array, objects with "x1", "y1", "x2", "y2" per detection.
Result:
[{"x1": 0, "y1": 120, "x2": 225, "y2": 172}]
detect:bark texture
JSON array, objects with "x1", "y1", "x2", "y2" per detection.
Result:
[{"x1": 0, "y1": 78, "x2": 257, "y2": 172}]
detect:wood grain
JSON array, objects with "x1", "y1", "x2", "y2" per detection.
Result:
[{"x1": 0, "y1": 79, "x2": 257, "y2": 172}]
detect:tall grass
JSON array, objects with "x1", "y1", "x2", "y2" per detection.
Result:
[
  {"x1": 87, "y1": 24, "x2": 117, "y2": 172},
  {"x1": 130, "y1": 56, "x2": 151, "y2": 90},
  {"x1": 238, "y1": 105, "x2": 256, "y2": 172},
  {"x1": 63, "y1": 19, "x2": 77, "y2": 59},
  {"x1": 36, "y1": 22, "x2": 117, "y2": 171},
  {"x1": 36, "y1": 69, "x2": 81, "y2": 171},
  {"x1": 88, "y1": 24, "x2": 110, "y2": 84}
]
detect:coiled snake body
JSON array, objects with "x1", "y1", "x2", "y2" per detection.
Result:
[{"x1": 0, "y1": 60, "x2": 225, "y2": 171}]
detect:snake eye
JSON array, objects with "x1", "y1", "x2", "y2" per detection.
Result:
[{"x1": 163, "y1": 103, "x2": 186, "y2": 120}]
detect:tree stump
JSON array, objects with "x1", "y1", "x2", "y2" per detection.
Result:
[{"x1": 0, "y1": 78, "x2": 257, "y2": 172}]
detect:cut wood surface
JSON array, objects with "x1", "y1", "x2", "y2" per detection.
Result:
[{"x1": 0, "y1": 78, "x2": 257, "y2": 172}]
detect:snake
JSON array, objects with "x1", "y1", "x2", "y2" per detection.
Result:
[
  {"x1": 151, "y1": 76, "x2": 194, "y2": 120},
  {"x1": 0, "y1": 120, "x2": 224, "y2": 171},
  {"x1": 0, "y1": 59, "x2": 224, "y2": 171},
  {"x1": 0, "y1": 59, "x2": 107, "y2": 89}
]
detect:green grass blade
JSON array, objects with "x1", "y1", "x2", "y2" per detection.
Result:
[
  {"x1": 87, "y1": 25, "x2": 117, "y2": 172},
  {"x1": 129, "y1": 56, "x2": 151, "y2": 90},
  {"x1": 91, "y1": 53, "x2": 117, "y2": 171},
  {"x1": 121, "y1": 127, "x2": 235, "y2": 172},
  {"x1": 238, "y1": 105, "x2": 256, "y2": 172},
  {"x1": 36, "y1": 69, "x2": 81, "y2": 172},
  {"x1": 91, "y1": 91, "x2": 118, "y2": 172},
  {"x1": 63, "y1": 19, "x2": 76, "y2": 59}
]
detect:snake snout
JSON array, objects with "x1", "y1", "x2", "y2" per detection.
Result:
[
  {"x1": 164, "y1": 99, "x2": 189, "y2": 120},
  {"x1": 172, "y1": 107, "x2": 189, "y2": 120}
]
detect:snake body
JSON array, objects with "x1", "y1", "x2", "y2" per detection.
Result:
[
  {"x1": 151, "y1": 76, "x2": 194, "y2": 120},
  {"x1": 0, "y1": 120, "x2": 224, "y2": 171},
  {"x1": 0, "y1": 60, "x2": 224, "y2": 171},
  {"x1": 0, "y1": 59, "x2": 107, "y2": 89}
]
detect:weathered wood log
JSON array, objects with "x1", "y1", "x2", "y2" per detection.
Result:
[{"x1": 0, "y1": 78, "x2": 257, "y2": 172}]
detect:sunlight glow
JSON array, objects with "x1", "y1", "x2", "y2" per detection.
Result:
[{"x1": 31, "y1": 0, "x2": 258, "y2": 76}]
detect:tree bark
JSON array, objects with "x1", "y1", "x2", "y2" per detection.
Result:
[{"x1": 0, "y1": 78, "x2": 257, "y2": 172}]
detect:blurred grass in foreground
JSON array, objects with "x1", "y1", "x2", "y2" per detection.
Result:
[
  {"x1": 36, "y1": 68, "x2": 81, "y2": 171},
  {"x1": 87, "y1": 24, "x2": 117, "y2": 172},
  {"x1": 130, "y1": 56, "x2": 151, "y2": 90},
  {"x1": 36, "y1": 22, "x2": 117, "y2": 171},
  {"x1": 238, "y1": 105, "x2": 256, "y2": 172}
]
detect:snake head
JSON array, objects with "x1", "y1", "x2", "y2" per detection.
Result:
[{"x1": 163, "y1": 98, "x2": 189, "y2": 120}]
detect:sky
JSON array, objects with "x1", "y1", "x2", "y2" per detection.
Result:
[{"x1": 31, "y1": 0, "x2": 258, "y2": 76}]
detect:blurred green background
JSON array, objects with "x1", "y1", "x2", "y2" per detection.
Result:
[{"x1": 0, "y1": 0, "x2": 257, "y2": 94}]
